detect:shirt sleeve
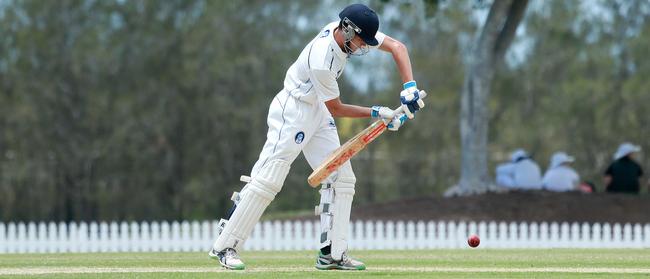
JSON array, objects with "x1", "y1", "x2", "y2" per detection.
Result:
[
  {"x1": 369, "y1": 31, "x2": 387, "y2": 50},
  {"x1": 496, "y1": 163, "x2": 516, "y2": 188},
  {"x1": 572, "y1": 170, "x2": 580, "y2": 186},
  {"x1": 310, "y1": 68, "x2": 340, "y2": 102}
]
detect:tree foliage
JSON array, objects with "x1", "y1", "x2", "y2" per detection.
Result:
[{"x1": 1, "y1": 0, "x2": 649, "y2": 222}]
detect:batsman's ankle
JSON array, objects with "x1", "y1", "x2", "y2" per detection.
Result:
[{"x1": 320, "y1": 245, "x2": 331, "y2": 255}]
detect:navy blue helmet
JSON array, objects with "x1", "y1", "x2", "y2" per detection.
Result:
[{"x1": 339, "y1": 4, "x2": 380, "y2": 46}]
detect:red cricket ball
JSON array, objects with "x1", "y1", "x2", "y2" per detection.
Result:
[{"x1": 468, "y1": 234, "x2": 480, "y2": 248}]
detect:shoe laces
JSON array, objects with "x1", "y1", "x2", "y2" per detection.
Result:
[
  {"x1": 340, "y1": 251, "x2": 353, "y2": 265},
  {"x1": 224, "y1": 248, "x2": 240, "y2": 259}
]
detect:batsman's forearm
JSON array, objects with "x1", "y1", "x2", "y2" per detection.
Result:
[{"x1": 329, "y1": 103, "x2": 372, "y2": 118}]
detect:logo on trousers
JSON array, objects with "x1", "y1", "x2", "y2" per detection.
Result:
[
  {"x1": 295, "y1": 131, "x2": 305, "y2": 144},
  {"x1": 328, "y1": 118, "x2": 336, "y2": 128}
]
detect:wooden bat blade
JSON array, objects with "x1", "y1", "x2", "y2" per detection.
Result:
[{"x1": 307, "y1": 120, "x2": 387, "y2": 187}]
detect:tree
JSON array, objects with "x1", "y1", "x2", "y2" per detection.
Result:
[{"x1": 447, "y1": 0, "x2": 529, "y2": 196}]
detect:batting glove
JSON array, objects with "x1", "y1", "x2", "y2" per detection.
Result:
[
  {"x1": 386, "y1": 113, "x2": 408, "y2": 131},
  {"x1": 371, "y1": 106, "x2": 396, "y2": 120},
  {"x1": 400, "y1": 81, "x2": 425, "y2": 119}
]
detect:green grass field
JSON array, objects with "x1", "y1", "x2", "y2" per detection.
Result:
[{"x1": 1, "y1": 249, "x2": 650, "y2": 278}]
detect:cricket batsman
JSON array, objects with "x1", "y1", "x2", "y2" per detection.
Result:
[{"x1": 209, "y1": 3, "x2": 425, "y2": 270}]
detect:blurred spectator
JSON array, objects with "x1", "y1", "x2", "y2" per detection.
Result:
[
  {"x1": 542, "y1": 152, "x2": 580, "y2": 192},
  {"x1": 605, "y1": 142, "x2": 644, "y2": 193},
  {"x1": 496, "y1": 149, "x2": 543, "y2": 190}
]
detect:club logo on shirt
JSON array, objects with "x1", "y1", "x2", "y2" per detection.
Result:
[
  {"x1": 320, "y1": 29, "x2": 330, "y2": 38},
  {"x1": 295, "y1": 131, "x2": 305, "y2": 144}
]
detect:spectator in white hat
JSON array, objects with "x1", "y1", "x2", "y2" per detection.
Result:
[
  {"x1": 496, "y1": 149, "x2": 543, "y2": 190},
  {"x1": 542, "y1": 152, "x2": 580, "y2": 192},
  {"x1": 605, "y1": 142, "x2": 644, "y2": 193}
]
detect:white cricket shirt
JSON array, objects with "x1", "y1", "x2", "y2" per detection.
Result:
[{"x1": 282, "y1": 21, "x2": 386, "y2": 104}]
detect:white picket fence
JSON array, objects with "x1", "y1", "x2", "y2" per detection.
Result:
[{"x1": 1, "y1": 220, "x2": 650, "y2": 253}]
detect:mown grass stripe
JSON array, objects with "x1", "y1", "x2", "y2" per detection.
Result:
[{"x1": 2, "y1": 266, "x2": 650, "y2": 275}]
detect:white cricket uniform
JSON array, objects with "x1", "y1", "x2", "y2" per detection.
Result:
[
  {"x1": 250, "y1": 21, "x2": 386, "y2": 181},
  {"x1": 542, "y1": 166, "x2": 580, "y2": 192},
  {"x1": 212, "y1": 21, "x2": 386, "y2": 259}
]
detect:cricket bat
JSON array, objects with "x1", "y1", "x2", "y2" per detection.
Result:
[{"x1": 307, "y1": 91, "x2": 427, "y2": 187}]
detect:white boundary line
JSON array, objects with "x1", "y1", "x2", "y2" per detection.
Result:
[{"x1": 1, "y1": 267, "x2": 650, "y2": 275}]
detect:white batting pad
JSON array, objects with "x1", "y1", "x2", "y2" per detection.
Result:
[
  {"x1": 317, "y1": 175, "x2": 356, "y2": 261},
  {"x1": 212, "y1": 159, "x2": 290, "y2": 252},
  {"x1": 329, "y1": 177, "x2": 355, "y2": 260}
]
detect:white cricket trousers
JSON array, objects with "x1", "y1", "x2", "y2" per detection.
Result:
[{"x1": 251, "y1": 90, "x2": 355, "y2": 181}]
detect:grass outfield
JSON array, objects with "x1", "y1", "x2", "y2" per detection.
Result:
[{"x1": 1, "y1": 249, "x2": 650, "y2": 278}]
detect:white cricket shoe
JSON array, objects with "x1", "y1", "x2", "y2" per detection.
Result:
[
  {"x1": 209, "y1": 248, "x2": 245, "y2": 270},
  {"x1": 315, "y1": 250, "x2": 366, "y2": 270}
]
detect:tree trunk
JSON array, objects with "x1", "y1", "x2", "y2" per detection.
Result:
[{"x1": 447, "y1": 0, "x2": 529, "y2": 196}]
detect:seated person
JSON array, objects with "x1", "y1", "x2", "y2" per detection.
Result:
[
  {"x1": 496, "y1": 149, "x2": 543, "y2": 190},
  {"x1": 542, "y1": 152, "x2": 580, "y2": 192},
  {"x1": 605, "y1": 142, "x2": 644, "y2": 193}
]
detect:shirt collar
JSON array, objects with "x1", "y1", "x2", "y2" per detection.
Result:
[{"x1": 329, "y1": 27, "x2": 348, "y2": 60}]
